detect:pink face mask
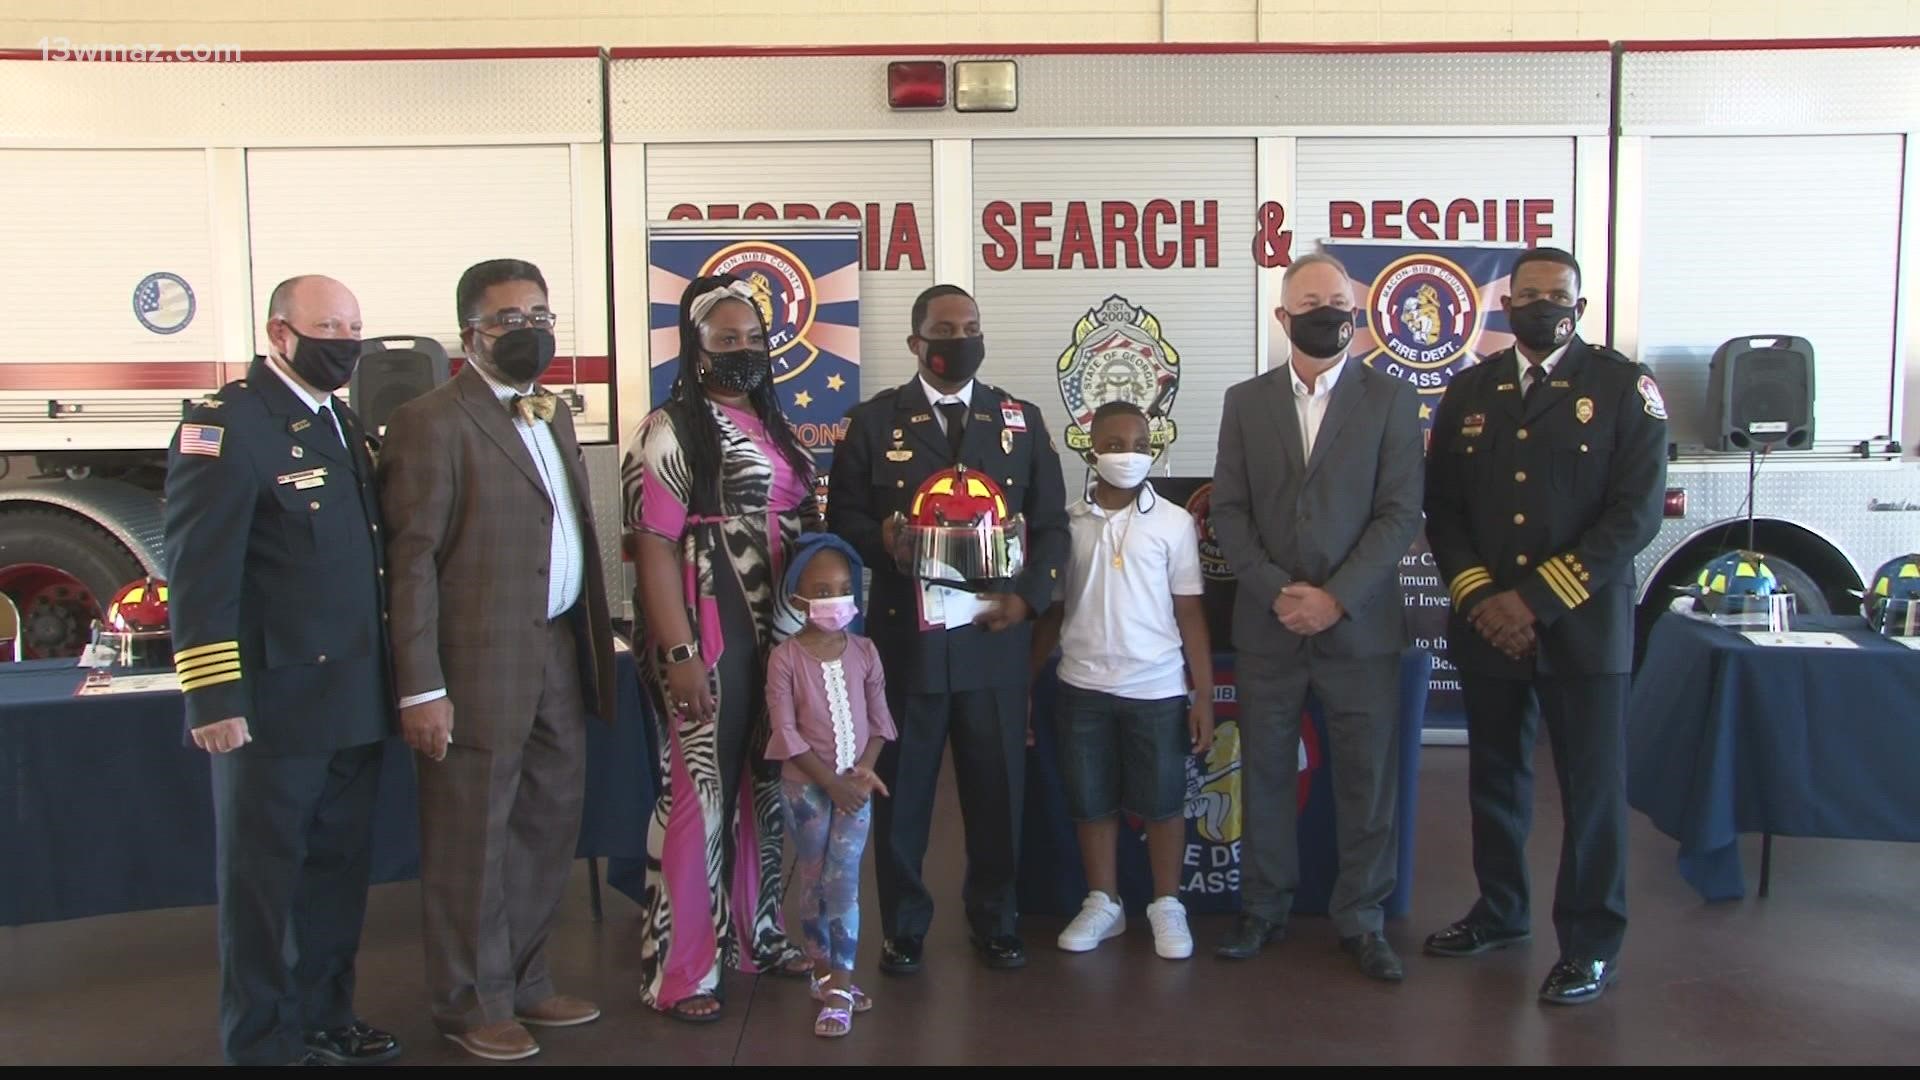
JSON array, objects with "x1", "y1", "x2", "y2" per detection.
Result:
[{"x1": 804, "y1": 595, "x2": 857, "y2": 632}]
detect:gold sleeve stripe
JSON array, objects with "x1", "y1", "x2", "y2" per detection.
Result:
[
  {"x1": 176, "y1": 653, "x2": 239, "y2": 676},
  {"x1": 1544, "y1": 555, "x2": 1591, "y2": 603},
  {"x1": 180, "y1": 671, "x2": 244, "y2": 693},
  {"x1": 1449, "y1": 567, "x2": 1494, "y2": 605},
  {"x1": 174, "y1": 641, "x2": 239, "y2": 663},
  {"x1": 1539, "y1": 561, "x2": 1588, "y2": 609},
  {"x1": 179, "y1": 661, "x2": 243, "y2": 684}
]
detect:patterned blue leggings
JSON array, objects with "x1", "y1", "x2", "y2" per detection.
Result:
[{"x1": 779, "y1": 779, "x2": 871, "y2": 972}]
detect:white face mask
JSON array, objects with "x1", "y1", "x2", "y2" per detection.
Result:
[{"x1": 1094, "y1": 452, "x2": 1153, "y2": 490}]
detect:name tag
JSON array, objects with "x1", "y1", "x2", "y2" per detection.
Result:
[
  {"x1": 277, "y1": 467, "x2": 328, "y2": 489},
  {"x1": 1001, "y1": 403, "x2": 1027, "y2": 431}
]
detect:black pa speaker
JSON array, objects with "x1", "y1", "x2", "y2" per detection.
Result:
[
  {"x1": 350, "y1": 335, "x2": 451, "y2": 434},
  {"x1": 1707, "y1": 335, "x2": 1815, "y2": 451}
]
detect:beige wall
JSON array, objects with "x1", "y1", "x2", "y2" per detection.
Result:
[{"x1": 4, "y1": 0, "x2": 1918, "y2": 52}]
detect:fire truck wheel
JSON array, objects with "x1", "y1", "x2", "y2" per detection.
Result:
[{"x1": 0, "y1": 508, "x2": 146, "y2": 659}]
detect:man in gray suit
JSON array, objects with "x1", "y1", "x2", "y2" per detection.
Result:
[{"x1": 1209, "y1": 251, "x2": 1425, "y2": 981}]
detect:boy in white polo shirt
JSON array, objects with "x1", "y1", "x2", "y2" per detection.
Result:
[{"x1": 1032, "y1": 400, "x2": 1214, "y2": 960}]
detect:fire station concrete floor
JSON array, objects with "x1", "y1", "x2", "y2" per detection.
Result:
[{"x1": 4, "y1": 747, "x2": 1916, "y2": 1066}]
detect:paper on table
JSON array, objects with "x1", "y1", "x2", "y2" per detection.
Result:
[
  {"x1": 1739, "y1": 631, "x2": 1859, "y2": 649},
  {"x1": 74, "y1": 672, "x2": 181, "y2": 696},
  {"x1": 1892, "y1": 636, "x2": 1920, "y2": 651}
]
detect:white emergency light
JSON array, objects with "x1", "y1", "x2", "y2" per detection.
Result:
[{"x1": 954, "y1": 60, "x2": 1017, "y2": 113}]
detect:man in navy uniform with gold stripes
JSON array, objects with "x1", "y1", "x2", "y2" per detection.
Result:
[
  {"x1": 164, "y1": 275, "x2": 400, "y2": 1065},
  {"x1": 1421, "y1": 248, "x2": 1667, "y2": 1006}
]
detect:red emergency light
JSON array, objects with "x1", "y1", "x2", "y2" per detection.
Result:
[
  {"x1": 1664, "y1": 488, "x2": 1688, "y2": 518},
  {"x1": 887, "y1": 60, "x2": 947, "y2": 109}
]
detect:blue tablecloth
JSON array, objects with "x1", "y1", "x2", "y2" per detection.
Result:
[
  {"x1": 1019, "y1": 649, "x2": 1431, "y2": 919},
  {"x1": 0, "y1": 649, "x2": 656, "y2": 926},
  {"x1": 1627, "y1": 613, "x2": 1920, "y2": 901}
]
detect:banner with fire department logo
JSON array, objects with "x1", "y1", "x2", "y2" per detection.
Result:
[
  {"x1": 1328, "y1": 241, "x2": 1526, "y2": 730},
  {"x1": 646, "y1": 223, "x2": 862, "y2": 471}
]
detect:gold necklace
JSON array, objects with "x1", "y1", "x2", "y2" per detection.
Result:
[{"x1": 1106, "y1": 501, "x2": 1138, "y2": 570}]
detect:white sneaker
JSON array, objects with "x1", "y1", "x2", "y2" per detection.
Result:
[
  {"x1": 1146, "y1": 896, "x2": 1193, "y2": 959},
  {"x1": 1057, "y1": 891, "x2": 1126, "y2": 952}
]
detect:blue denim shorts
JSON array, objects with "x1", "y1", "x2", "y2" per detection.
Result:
[{"x1": 1055, "y1": 682, "x2": 1189, "y2": 823}]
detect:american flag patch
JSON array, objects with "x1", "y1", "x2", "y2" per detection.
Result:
[{"x1": 179, "y1": 424, "x2": 224, "y2": 457}]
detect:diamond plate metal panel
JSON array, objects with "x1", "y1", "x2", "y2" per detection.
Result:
[
  {"x1": 1635, "y1": 461, "x2": 1920, "y2": 591},
  {"x1": 1622, "y1": 47, "x2": 1920, "y2": 134},
  {"x1": 0, "y1": 58, "x2": 603, "y2": 147},
  {"x1": 611, "y1": 52, "x2": 1609, "y2": 141},
  {"x1": 584, "y1": 443, "x2": 630, "y2": 623}
]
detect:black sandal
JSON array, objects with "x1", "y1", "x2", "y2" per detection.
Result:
[{"x1": 665, "y1": 993, "x2": 723, "y2": 1024}]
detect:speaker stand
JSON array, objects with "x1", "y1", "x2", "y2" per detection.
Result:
[{"x1": 1745, "y1": 447, "x2": 1759, "y2": 552}]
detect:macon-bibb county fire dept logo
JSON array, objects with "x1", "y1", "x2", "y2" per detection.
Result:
[
  {"x1": 1183, "y1": 483, "x2": 1232, "y2": 584},
  {"x1": 1365, "y1": 254, "x2": 1486, "y2": 397},
  {"x1": 1056, "y1": 295, "x2": 1180, "y2": 457},
  {"x1": 700, "y1": 241, "x2": 819, "y2": 383}
]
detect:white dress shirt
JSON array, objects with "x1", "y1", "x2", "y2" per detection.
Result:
[
  {"x1": 1289, "y1": 357, "x2": 1347, "y2": 461},
  {"x1": 264, "y1": 354, "x2": 347, "y2": 446},
  {"x1": 396, "y1": 368, "x2": 586, "y2": 710},
  {"x1": 919, "y1": 375, "x2": 975, "y2": 435},
  {"x1": 1517, "y1": 342, "x2": 1571, "y2": 390}
]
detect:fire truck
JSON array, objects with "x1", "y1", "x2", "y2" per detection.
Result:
[{"x1": 2, "y1": 40, "x2": 1916, "y2": 679}]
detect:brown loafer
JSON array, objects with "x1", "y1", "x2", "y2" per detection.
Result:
[
  {"x1": 515, "y1": 994, "x2": 602, "y2": 1028},
  {"x1": 444, "y1": 1020, "x2": 540, "y2": 1061}
]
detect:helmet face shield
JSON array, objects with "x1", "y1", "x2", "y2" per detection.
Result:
[
  {"x1": 905, "y1": 466, "x2": 1026, "y2": 584},
  {"x1": 94, "y1": 577, "x2": 173, "y2": 670},
  {"x1": 909, "y1": 516, "x2": 1027, "y2": 585}
]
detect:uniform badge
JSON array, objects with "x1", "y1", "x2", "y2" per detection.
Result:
[
  {"x1": 1496, "y1": 383, "x2": 1517, "y2": 392},
  {"x1": 885, "y1": 448, "x2": 913, "y2": 462},
  {"x1": 178, "y1": 423, "x2": 223, "y2": 458},
  {"x1": 1461, "y1": 412, "x2": 1486, "y2": 438},
  {"x1": 892, "y1": 428, "x2": 905, "y2": 441},
  {"x1": 910, "y1": 413, "x2": 932, "y2": 424},
  {"x1": 1000, "y1": 402, "x2": 1027, "y2": 431},
  {"x1": 1575, "y1": 397, "x2": 1595, "y2": 424},
  {"x1": 1638, "y1": 374, "x2": 1668, "y2": 420},
  {"x1": 1001, "y1": 428, "x2": 1014, "y2": 456},
  {"x1": 291, "y1": 446, "x2": 305, "y2": 459},
  {"x1": 198, "y1": 398, "x2": 222, "y2": 409},
  {"x1": 1550, "y1": 380, "x2": 1571, "y2": 388},
  {"x1": 290, "y1": 418, "x2": 312, "y2": 433}
]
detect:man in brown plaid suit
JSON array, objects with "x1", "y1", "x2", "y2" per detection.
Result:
[{"x1": 379, "y1": 258, "x2": 617, "y2": 1062}]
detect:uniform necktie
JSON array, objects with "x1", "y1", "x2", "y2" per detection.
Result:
[
  {"x1": 1523, "y1": 364, "x2": 1547, "y2": 407},
  {"x1": 938, "y1": 400, "x2": 968, "y2": 461}
]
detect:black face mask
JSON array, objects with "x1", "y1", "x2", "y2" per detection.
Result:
[
  {"x1": 921, "y1": 335, "x2": 986, "y2": 384},
  {"x1": 485, "y1": 328, "x2": 557, "y2": 384},
  {"x1": 705, "y1": 348, "x2": 769, "y2": 394},
  {"x1": 1286, "y1": 306, "x2": 1355, "y2": 361},
  {"x1": 1509, "y1": 300, "x2": 1579, "y2": 352},
  {"x1": 283, "y1": 329, "x2": 360, "y2": 393}
]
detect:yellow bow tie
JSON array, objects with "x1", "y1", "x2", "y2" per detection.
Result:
[{"x1": 511, "y1": 390, "x2": 557, "y2": 424}]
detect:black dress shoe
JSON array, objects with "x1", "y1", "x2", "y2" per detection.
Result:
[
  {"x1": 1214, "y1": 913, "x2": 1285, "y2": 960},
  {"x1": 1341, "y1": 932, "x2": 1405, "y2": 982},
  {"x1": 879, "y1": 935, "x2": 924, "y2": 975},
  {"x1": 1539, "y1": 958, "x2": 1616, "y2": 1005},
  {"x1": 970, "y1": 934, "x2": 1028, "y2": 970},
  {"x1": 1424, "y1": 918, "x2": 1530, "y2": 958},
  {"x1": 303, "y1": 1020, "x2": 401, "y2": 1065}
]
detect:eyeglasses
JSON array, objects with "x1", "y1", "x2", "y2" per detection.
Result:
[{"x1": 469, "y1": 311, "x2": 559, "y2": 332}]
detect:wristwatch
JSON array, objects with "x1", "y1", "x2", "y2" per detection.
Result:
[{"x1": 663, "y1": 642, "x2": 697, "y2": 665}]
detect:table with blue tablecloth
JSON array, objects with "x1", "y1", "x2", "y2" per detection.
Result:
[
  {"x1": 1627, "y1": 613, "x2": 1920, "y2": 902},
  {"x1": 1019, "y1": 648, "x2": 1431, "y2": 919},
  {"x1": 0, "y1": 649, "x2": 657, "y2": 927}
]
